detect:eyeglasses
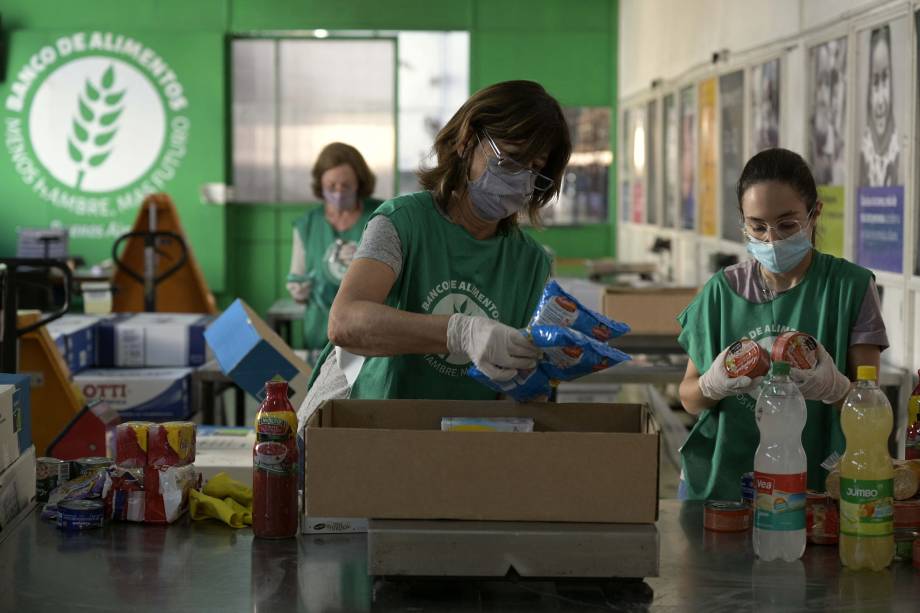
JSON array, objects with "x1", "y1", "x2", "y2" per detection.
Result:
[
  {"x1": 741, "y1": 217, "x2": 810, "y2": 242},
  {"x1": 478, "y1": 131, "x2": 555, "y2": 193}
]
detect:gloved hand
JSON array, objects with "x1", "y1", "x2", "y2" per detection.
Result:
[
  {"x1": 790, "y1": 343, "x2": 852, "y2": 404},
  {"x1": 698, "y1": 344, "x2": 765, "y2": 401},
  {"x1": 447, "y1": 314, "x2": 541, "y2": 382}
]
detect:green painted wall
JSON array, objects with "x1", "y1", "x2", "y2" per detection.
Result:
[{"x1": 2, "y1": 0, "x2": 619, "y2": 334}]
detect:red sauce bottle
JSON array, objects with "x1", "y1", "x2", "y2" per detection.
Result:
[{"x1": 253, "y1": 380, "x2": 298, "y2": 538}]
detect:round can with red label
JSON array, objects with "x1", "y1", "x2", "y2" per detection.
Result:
[
  {"x1": 771, "y1": 331, "x2": 818, "y2": 370},
  {"x1": 724, "y1": 339, "x2": 770, "y2": 379},
  {"x1": 806, "y1": 491, "x2": 839, "y2": 545},
  {"x1": 704, "y1": 500, "x2": 752, "y2": 532}
]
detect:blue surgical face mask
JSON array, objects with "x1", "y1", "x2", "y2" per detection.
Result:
[
  {"x1": 468, "y1": 156, "x2": 536, "y2": 222},
  {"x1": 746, "y1": 228, "x2": 813, "y2": 273}
]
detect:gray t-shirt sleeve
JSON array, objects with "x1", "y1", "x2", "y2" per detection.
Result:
[
  {"x1": 850, "y1": 278, "x2": 889, "y2": 349},
  {"x1": 354, "y1": 215, "x2": 403, "y2": 278}
]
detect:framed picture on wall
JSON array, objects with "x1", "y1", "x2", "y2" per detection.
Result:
[
  {"x1": 663, "y1": 92, "x2": 679, "y2": 229},
  {"x1": 620, "y1": 107, "x2": 632, "y2": 223},
  {"x1": 855, "y1": 17, "x2": 909, "y2": 274},
  {"x1": 750, "y1": 58, "x2": 780, "y2": 154},
  {"x1": 698, "y1": 78, "x2": 718, "y2": 237},
  {"x1": 679, "y1": 85, "x2": 697, "y2": 231},
  {"x1": 719, "y1": 70, "x2": 744, "y2": 242},
  {"x1": 628, "y1": 105, "x2": 648, "y2": 224},
  {"x1": 646, "y1": 98, "x2": 659, "y2": 225},
  {"x1": 546, "y1": 107, "x2": 611, "y2": 225},
  {"x1": 807, "y1": 35, "x2": 848, "y2": 258}
]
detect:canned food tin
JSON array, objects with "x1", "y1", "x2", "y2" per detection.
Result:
[
  {"x1": 704, "y1": 500, "x2": 752, "y2": 532},
  {"x1": 74, "y1": 457, "x2": 114, "y2": 477},
  {"x1": 806, "y1": 491, "x2": 839, "y2": 545},
  {"x1": 57, "y1": 500, "x2": 104, "y2": 531},
  {"x1": 771, "y1": 332, "x2": 818, "y2": 370},
  {"x1": 741, "y1": 472, "x2": 756, "y2": 506},
  {"x1": 35, "y1": 457, "x2": 71, "y2": 503},
  {"x1": 724, "y1": 339, "x2": 770, "y2": 379}
]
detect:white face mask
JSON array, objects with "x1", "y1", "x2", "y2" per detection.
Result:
[
  {"x1": 467, "y1": 156, "x2": 536, "y2": 222},
  {"x1": 746, "y1": 228, "x2": 813, "y2": 273}
]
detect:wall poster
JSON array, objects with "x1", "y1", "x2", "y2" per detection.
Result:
[
  {"x1": 808, "y1": 36, "x2": 848, "y2": 258},
  {"x1": 663, "y1": 92, "x2": 678, "y2": 229},
  {"x1": 679, "y1": 85, "x2": 696, "y2": 230},
  {"x1": 855, "y1": 19, "x2": 908, "y2": 273},
  {"x1": 719, "y1": 70, "x2": 744, "y2": 242},
  {"x1": 750, "y1": 58, "x2": 780, "y2": 154},
  {"x1": 698, "y1": 78, "x2": 718, "y2": 237}
]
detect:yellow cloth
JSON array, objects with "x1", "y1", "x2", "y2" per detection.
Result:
[
  {"x1": 202, "y1": 472, "x2": 253, "y2": 506},
  {"x1": 189, "y1": 490, "x2": 248, "y2": 528},
  {"x1": 223, "y1": 496, "x2": 253, "y2": 525}
]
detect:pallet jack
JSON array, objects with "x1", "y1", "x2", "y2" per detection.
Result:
[
  {"x1": 0, "y1": 258, "x2": 118, "y2": 457},
  {"x1": 111, "y1": 193, "x2": 216, "y2": 314}
]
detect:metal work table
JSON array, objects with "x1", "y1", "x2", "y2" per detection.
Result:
[
  {"x1": 266, "y1": 297, "x2": 305, "y2": 346},
  {"x1": 3, "y1": 500, "x2": 919, "y2": 611}
]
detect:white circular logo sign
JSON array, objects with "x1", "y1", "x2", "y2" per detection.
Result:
[
  {"x1": 29, "y1": 57, "x2": 166, "y2": 192},
  {"x1": 4, "y1": 31, "x2": 190, "y2": 218}
]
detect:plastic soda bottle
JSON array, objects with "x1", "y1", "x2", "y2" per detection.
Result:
[
  {"x1": 753, "y1": 361, "x2": 807, "y2": 561},
  {"x1": 839, "y1": 365, "x2": 894, "y2": 570},
  {"x1": 253, "y1": 380, "x2": 299, "y2": 539}
]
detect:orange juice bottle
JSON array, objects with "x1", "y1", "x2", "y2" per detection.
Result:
[{"x1": 839, "y1": 366, "x2": 894, "y2": 570}]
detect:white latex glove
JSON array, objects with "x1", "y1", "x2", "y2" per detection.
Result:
[
  {"x1": 446, "y1": 314, "x2": 541, "y2": 382},
  {"x1": 698, "y1": 344, "x2": 765, "y2": 401},
  {"x1": 790, "y1": 343, "x2": 852, "y2": 404},
  {"x1": 286, "y1": 280, "x2": 312, "y2": 304}
]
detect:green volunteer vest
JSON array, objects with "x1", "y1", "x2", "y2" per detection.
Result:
[
  {"x1": 291, "y1": 199, "x2": 380, "y2": 350},
  {"x1": 677, "y1": 251, "x2": 873, "y2": 500},
  {"x1": 340, "y1": 191, "x2": 550, "y2": 400}
]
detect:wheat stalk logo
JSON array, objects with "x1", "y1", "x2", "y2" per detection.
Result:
[{"x1": 68, "y1": 64, "x2": 125, "y2": 189}]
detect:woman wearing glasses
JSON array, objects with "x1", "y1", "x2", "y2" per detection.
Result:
[
  {"x1": 298, "y1": 80, "x2": 571, "y2": 418},
  {"x1": 677, "y1": 148, "x2": 887, "y2": 500}
]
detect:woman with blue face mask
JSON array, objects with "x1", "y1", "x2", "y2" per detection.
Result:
[
  {"x1": 287, "y1": 142, "x2": 382, "y2": 364},
  {"x1": 676, "y1": 148, "x2": 888, "y2": 500},
  {"x1": 297, "y1": 80, "x2": 571, "y2": 419}
]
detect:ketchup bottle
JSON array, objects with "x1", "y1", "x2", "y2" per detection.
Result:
[{"x1": 253, "y1": 380, "x2": 298, "y2": 538}]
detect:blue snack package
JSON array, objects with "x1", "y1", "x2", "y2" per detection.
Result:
[
  {"x1": 529, "y1": 280, "x2": 630, "y2": 342},
  {"x1": 468, "y1": 365, "x2": 552, "y2": 402},
  {"x1": 530, "y1": 325, "x2": 631, "y2": 381}
]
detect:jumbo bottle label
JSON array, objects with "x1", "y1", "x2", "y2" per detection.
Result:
[
  {"x1": 839, "y1": 478, "x2": 894, "y2": 537},
  {"x1": 754, "y1": 471, "x2": 807, "y2": 531}
]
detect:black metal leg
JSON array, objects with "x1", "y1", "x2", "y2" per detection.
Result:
[
  {"x1": 235, "y1": 386, "x2": 246, "y2": 427},
  {"x1": 200, "y1": 380, "x2": 214, "y2": 424}
]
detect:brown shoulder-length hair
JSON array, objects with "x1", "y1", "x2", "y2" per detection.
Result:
[
  {"x1": 312, "y1": 142, "x2": 376, "y2": 200},
  {"x1": 418, "y1": 80, "x2": 572, "y2": 233}
]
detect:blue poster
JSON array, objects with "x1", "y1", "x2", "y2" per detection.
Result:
[{"x1": 856, "y1": 186, "x2": 904, "y2": 273}]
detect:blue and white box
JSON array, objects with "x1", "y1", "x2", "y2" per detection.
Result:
[
  {"x1": 73, "y1": 368, "x2": 193, "y2": 421},
  {"x1": 97, "y1": 313, "x2": 214, "y2": 368},
  {"x1": 0, "y1": 374, "x2": 31, "y2": 459},
  {"x1": 45, "y1": 314, "x2": 107, "y2": 374},
  {"x1": 204, "y1": 299, "x2": 312, "y2": 406}
]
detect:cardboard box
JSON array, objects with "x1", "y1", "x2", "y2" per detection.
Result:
[
  {"x1": 0, "y1": 386, "x2": 20, "y2": 475},
  {"x1": 205, "y1": 299, "x2": 312, "y2": 405},
  {"x1": 304, "y1": 400, "x2": 659, "y2": 524},
  {"x1": 0, "y1": 445, "x2": 36, "y2": 542},
  {"x1": 0, "y1": 375, "x2": 31, "y2": 459},
  {"x1": 45, "y1": 314, "x2": 107, "y2": 374},
  {"x1": 602, "y1": 287, "x2": 698, "y2": 336},
  {"x1": 73, "y1": 368, "x2": 193, "y2": 421},
  {"x1": 97, "y1": 313, "x2": 213, "y2": 368}
]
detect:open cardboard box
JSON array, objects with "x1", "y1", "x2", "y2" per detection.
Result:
[
  {"x1": 602, "y1": 287, "x2": 698, "y2": 336},
  {"x1": 304, "y1": 400, "x2": 659, "y2": 525}
]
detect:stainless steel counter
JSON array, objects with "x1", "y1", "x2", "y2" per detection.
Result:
[{"x1": 3, "y1": 500, "x2": 919, "y2": 612}]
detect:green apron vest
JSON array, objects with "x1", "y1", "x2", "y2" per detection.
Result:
[
  {"x1": 330, "y1": 191, "x2": 550, "y2": 400},
  {"x1": 677, "y1": 251, "x2": 873, "y2": 500},
  {"x1": 291, "y1": 198, "x2": 380, "y2": 351}
]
